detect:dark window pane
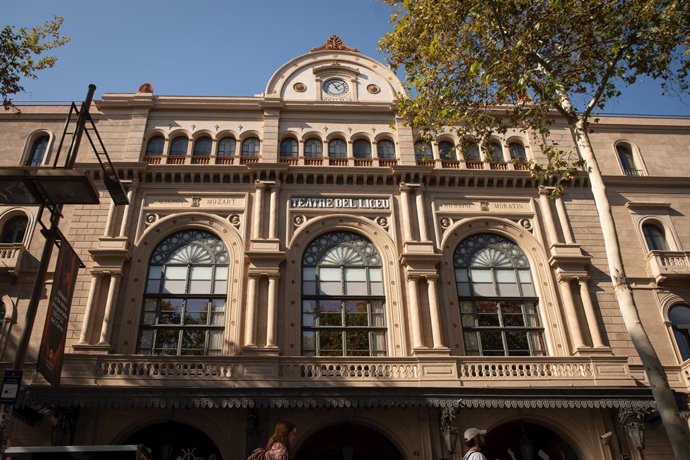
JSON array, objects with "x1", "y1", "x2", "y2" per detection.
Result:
[
  {"x1": 0, "y1": 215, "x2": 28, "y2": 243},
  {"x1": 328, "y1": 139, "x2": 347, "y2": 157},
  {"x1": 146, "y1": 136, "x2": 164, "y2": 156},
  {"x1": 170, "y1": 137, "x2": 188, "y2": 156},
  {"x1": 217, "y1": 137, "x2": 236, "y2": 156},
  {"x1": 242, "y1": 137, "x2": 260, "y2": 156},
  {"x1": 304, "y1": 138, "x2": 323, "y2": 157},
  {"x1": 438, "y1": 141, "x2": 455, "y2": 160},
  {"x1": 28, "y1": 136, "x2": 49, "y2": 166},
  {"x1": 353, "y1": 139, "x2": 372, "y2": 158},
  {"x1": 642, "y1": 223, "x2": 668, "y2": 251},
  {"x1": 193, "y1": 137, "x2": 212, "y2": 156},
  {"x1": 346, "y1": 331, "x2": 370, "y2": 356},
  {"x1": 376, "y1": 140, "x2": 395, "y2": 159},
  {"x1": 414, "y1": 141, "x2": 432, "y2": 160},
  {"x1": 319, "y1": 331, "x2": 343, "y2": 355},
  {"x1": 280, "y1": 138, "x2": 298, "y2": 157},
  {"x1": 508, "y1": 142, "x2": 526, "y2": 161}
]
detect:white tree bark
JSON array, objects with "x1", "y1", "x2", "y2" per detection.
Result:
[{"x1": 570, "y1": 117, "x2": 690, "y2": 459}]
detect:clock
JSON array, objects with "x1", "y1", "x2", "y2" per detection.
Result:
[{"x1": 323, "y1": 78, "x2": 349, "y2": 97}]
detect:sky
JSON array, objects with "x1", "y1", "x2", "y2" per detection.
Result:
[{"x1": 4, "y1": 0, "x2": 690, "y2": 117}]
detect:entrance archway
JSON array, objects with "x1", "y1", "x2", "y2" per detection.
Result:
[
  {"x1": 484, "y1": 420, "x2": 579, "y2": 460},
  {"x1": 123, "y1": 422, "x2": 222, "y2": 460},
  {"x1": 295, "y1": 422, "x2": 404, "y2": 460}
]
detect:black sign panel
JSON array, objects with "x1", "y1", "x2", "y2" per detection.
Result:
[{"x1": 37, "y1": 241, "x2": 82, "y2": 386}]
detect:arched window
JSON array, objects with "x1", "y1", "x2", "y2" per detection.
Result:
[
  {"x1": 376, "y1": 140, "x2": 396, "y2": 159},
  {"x1": 414, "y1": 141, "x2": 432, "y2": 160},
  {"x1": 193, "y1": 136, "x2": 212, "y2": 156},
  {"x1": 438, "y1": 141, "x2": 456, "y2": 161},
  {"x1": 0, "y1": 215, "x2": 28, "y2": 243},
  {"x1": 642, "y1": 222, "x2": 669, "y2": 251},
  {"x1": 328, "y1": 139, "x2": 347, "y2": 158},
  {"x1": 169, "y1": 137, "x2": 188, "y2": 156},
  {"x1": 241, "y1": 137, "x2": 260, "y2": 157},
  {"x1": 669, "y1": 304, "x2": 690, "y2": 361},
  {"x1": 489, "y1": 141, "x2": 504, "y2": 162},
  {"x1": 353, "y1": 139, "x2": 372, "y2": 159},
  {"x1": 302, "y1": 231, "x2": 387, "y2": 357},
  {"x1": 217, "y1": 137, "x2": 236, "y2": 157},
  {"x1": 27, "y1": 135, "x2": 49, "y2": 166},
  {"x1": 138, "y1": 230, "x2": 229, "y2": 355},
  {"x1": 146, "y1": 136, "x2": 165, "y2": 156},
  {"x1": 454, "y1": 233, "x2": 545, "y2": 356},
  {"x1": 304, "y1": 138, "x2": 323, "y2": 158},
  {"x1": 280, "y1": 138, "x2": 298, "y2": 157},
  {"x1": 616, "y1": 143, "x2": 641, "y2": 176},
  {"x1": 463, "y1": 141, "x2": 481, "y2": 161},
  {"x1": 509, "y1": 142, "x2": 527, "y2": 161}
]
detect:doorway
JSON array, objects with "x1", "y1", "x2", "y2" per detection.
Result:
[
  {"x1": 295, "y1": 422, "x2": 404, "y2": 460},
  {"x1": 483, "y1": 420, "x2": 579, "y2": 460},
  {"x1": 123, "y1": 421, "x2": 222, "y2": 460}
]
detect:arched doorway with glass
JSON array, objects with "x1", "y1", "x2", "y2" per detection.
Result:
[
  {"x1": 123, "y1": 421, "x2": 222, "y2": 460},
  {"x1": 295, "y1": 422, "x2": 404, "y2": 460},
  {"x1": 481, "y1": 420, "x2": 580, "y2": 460}
]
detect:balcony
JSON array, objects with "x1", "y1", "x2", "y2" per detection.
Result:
[
  {"x1": 0, "y1": 243, "x2": 25, "y2": 274},
  {"x1": 55, "y1": 355, "x2": 634, "y2": 388},
  {"x1": 645, "y1": 250, "x2": 690, "y2": 285}
]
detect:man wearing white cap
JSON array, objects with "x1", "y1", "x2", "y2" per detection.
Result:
[{"x1": 462, "y1": 427, "x2": 488, "y2": 460}]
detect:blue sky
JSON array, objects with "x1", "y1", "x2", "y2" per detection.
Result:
[{"x1": 5, "y1": 0, "x2": 689, "y2": 116}]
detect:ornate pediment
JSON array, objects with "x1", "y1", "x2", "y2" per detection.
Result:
[{"x1": 311, "y1": 35, "x2": 359, "y2": 53}]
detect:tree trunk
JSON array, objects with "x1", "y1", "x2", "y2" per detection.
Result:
[{"x1": 571, "y1": 118, "x2": 690, "y2": 459}]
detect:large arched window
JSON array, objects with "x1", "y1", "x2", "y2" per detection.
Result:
[
  {"x1": 138, "y1": 230, "x2": 229, "y2": 355},
  {"x1": 353, "y1": 139, "x2": 372, "y2": 159},
  {"x1": 217, "y1": 137, "x2": 236, "y2": 157},
  {"x1": 462, "y1": 141, "x2": 481, "y2": 161},
  {"x1": 0, "y1": 215, "x2": 28, "y2": 243},
  {"x1": 302, "y1": 231, "x2": 387, "y2": 357},
  {"x1": 509, "y1": 142, "x2": 527, "y2": 161},
  {"x1": 376, "y1": 140, "x2": 396, "y2": 159},
  {"x1": 454, "y1": 233, "x2": 545, "y2": 356},
  {"x1": 304, "y1": 138, "x2": 323, "y2": 158},
  {"x1": 27, "y1": 135, "x2": 49, "y2": 166},
  {"x1": 192, "y1": 136, "x2": 212, "y2": 157},
  {"x1": 488, "y1": 141, "x2": 504, "y2": 162},
  {"x1": 280, "y1": 138, "x2": 298, "y2": 157},
  {"x1": 169, "y1": 137, "x2": 188, "y2": 156},
  {"x1": 414, "y1": 141, "x2": 432, "y2": 160},
  {"x1": 328, "y1": 139, "x2": 347, "y2": 158},
  {"x1": 642, "y1": 222, "x2": 669, "y2": 251},
  {"x1": 241, "y1": 137, "x2": 260, "y2": 157},
  {"x1": 438, "y1": 140, "x2": 456, "y2": 161},
  {"x1": 616, "y1": 142, "x2": 641, "y2": 176},
  {"x1": 669, "y1": 304, "x2": 690, "y2": 361},
  {"x1": 146, "y1": 136, "x2": 165, "y2": 156}
]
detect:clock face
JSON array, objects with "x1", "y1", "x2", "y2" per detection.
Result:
[{"x1": 323, "y1": 78, "x2": 349, "y2": 97}]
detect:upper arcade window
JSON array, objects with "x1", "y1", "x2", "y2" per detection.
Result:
[
  {"x1": 170, "y1": 137, "x2": 188, "y2": 156},
  {"x1": 463, "y1": 141, "x2": 481, "y2": 161},
  {"x1": 217, "y1": 137, "x2": 236, "y2": 157},
  {"x1": 193, "y1": 137, "x2": 212, "y2": 157},
  {"x1": 376, "y1": 140, "x2": 396, "y2": 159},
  {"x1": 438, "y1": 141, "x2": 456, "y2": 161},
  {"x1": 669, "y1": 303, "x2": 690, "y2": 362},
  {"x1": 509, "y1": 142, "x2": 527, "y2": 162},
  {"x1": 280, "y1": 138, "x2": 298, "y2": 157},
  {"x1": 304, "y1": 138, "x2": 323, "y2": 158},
  {"x1": 302, "y1": 231, "x2": 387, "y2": 357},
  {"x1": 328, "y1": 139, "x2": 347, "y2": 158},
  {"x1": 26, "y1": 135, "x2": 49, "y2": 166},
  {"x1": 0, "y1": 215, "x2": 28, "y2": 244},
  {"x1": 454, "y1": 233, "x2": 545, "y2": 356},
  {"x1": 146, "y1": 136, "x2": 165, "y2": 156},
  {"x1": 642, "y1": 221, "x2": 669, "y2": 251},
  {"x1": 242, "y1": 137, "x2": 260, "y2": 157},
  {"x1": 616, "y1": 142, "x2": 642, "y2": 176},
  {"x1": 414, "y1": 141, "x2": 432, "y2": 161},
  {"x1": 138, "y1": 230, "x2": 228, "y2": 356},
  {"x1": 489, "y1": 141, "x2": 504, "y2": 162},
  {"x1": 353, "y1": 139, "x2": 372, "y2": 159}
]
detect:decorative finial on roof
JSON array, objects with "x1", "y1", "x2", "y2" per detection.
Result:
[
  {"x1": 138, "y1": 83, "x2": 153, "y2": 93},
  {"x1": 310, "y1": 35, "x2": 359, "y2": 53}
]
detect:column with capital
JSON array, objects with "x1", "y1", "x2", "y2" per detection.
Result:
[
  {"x1": 407, "y1": 276, "x2": 424, "y2": 350},
  {"x1": 426, "y1": 276, "x2": 445, "y2": 349},
  {"x1": 399, "y1": 185, "x2": 413, "y2": 242},
  {"x1": 558, "y1": 278, "x2": 585, "y2": 351},
  {"x1": 244, "y1": 275, "x2": 258, "y2": 347},
  {"x1": 78, "y1": 273, "x2": 103, "y2": 344},
  {"x1": 415, "y1": 188, "x2": 429, "y2": 242},
  {"x1": 251, "y1": 181, "x2": 266, "y2": 240},
  {"x1": 538, "y1": 186, "x2": 561, "y2": 247},
  {"x1": 266, "y1": 275, "x2": 279, "y2": 348},
  {"x1": 98, "y1": 273, "x2": 122, "y2": 345},
  {"x1": 579, "y1": 278, "x2": 606, "y2": 348}
]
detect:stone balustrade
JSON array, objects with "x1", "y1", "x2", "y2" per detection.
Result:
[
  {"x1": 0, "y1": 244, "x2": 25, "y2": 274},
  {"x1": 51, "y1": 355, "x2": 647, "y2": 389},
  {"x1": 645, "y1": 250, "x2": 690, "y2": 285}
]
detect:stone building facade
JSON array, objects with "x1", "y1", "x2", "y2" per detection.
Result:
[{"x1": 0, "y1": 37, "x2": 689, "y2": 460}]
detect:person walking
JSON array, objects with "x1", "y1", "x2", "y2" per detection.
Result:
[{"x1": 462, "y1": 427, "x2": 488, "y2": 460}]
